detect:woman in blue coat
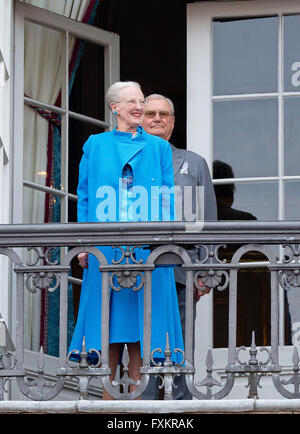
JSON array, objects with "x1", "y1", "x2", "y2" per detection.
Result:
[{"x1": 69, "y1": 81, "x2": 183, "y2": 399}]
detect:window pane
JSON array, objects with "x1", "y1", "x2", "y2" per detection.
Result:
[
  {"x1": 234, "y1": 182, "x2": 278, "y2": 221},
  {"x1": 214, "y1": 180, "x2": 278, "y2": 221},
  {"x1": 69, "y1": 36, "x2": 105, "y2": 120},
  {"x1": 23, "y1": 104, "x2": 62, "y2": 225},
  {"x1": 284, "y1": 181, "x2": 300, "y2": 219},
  {"x1": 284, "y1": 98, "x2": 300, "y2": 176},
  {"x1": 23, "y1": 105, "x2": 62, "y2": 186},
  {"x1": 213, "y1": 99, "x2": 278, "y2": 178},
  {"x1": 23, "y1": 188, "x2": 59, "y2": 224},
  {"x1": 24, "y1": 20, "x2": 63, "y2": 107},
  {"x1": 213, "y1": 16, "x2": 278, "y2": 95},
  {"x1": 284, "y1": 15, "x2": 300, "y2": 92}
]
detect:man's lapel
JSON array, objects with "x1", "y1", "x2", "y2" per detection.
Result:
[{"x1": 170, "y1": 143, "x2": 184, "y2": 176}]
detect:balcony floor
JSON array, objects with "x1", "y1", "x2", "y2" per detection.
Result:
[{"x1": 0, "y1": 399, "x2": 300, "y2": 414}]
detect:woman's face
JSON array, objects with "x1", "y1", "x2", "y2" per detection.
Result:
[{"x1": 112, "y1": 86, "x2": 145, "y2": 132}]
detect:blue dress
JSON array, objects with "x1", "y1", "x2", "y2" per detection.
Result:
[{"x1": 69, "y1": 127, "x2": 184, "y2": 363}]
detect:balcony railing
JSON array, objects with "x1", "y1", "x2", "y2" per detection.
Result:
[{"x1": 0, "y1": 221, "x2": 300, "y2": 401}]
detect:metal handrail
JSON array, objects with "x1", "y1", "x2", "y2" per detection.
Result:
[{"x1": 0, "y1": 221, "x2": 299, "y2": 400}]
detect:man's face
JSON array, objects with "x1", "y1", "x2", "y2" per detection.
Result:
[{"x1": 143, "y1": 98, "x2": 175, "y2": 141}]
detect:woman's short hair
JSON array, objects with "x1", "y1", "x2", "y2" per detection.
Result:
[
  {"x1": 146, "y1": 94, "x2": 175, "y2": 116},
  {"x1": 105, "y1": 81, "x2": 141, "y2": 109}
]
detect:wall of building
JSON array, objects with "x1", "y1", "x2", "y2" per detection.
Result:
[{"x1": 0, "y1": 0, "x2": 13, "y2": 329}]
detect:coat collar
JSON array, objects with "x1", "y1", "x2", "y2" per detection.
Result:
[{"x1": 113, "y1": 126, "x2": 146, "y2": 169}]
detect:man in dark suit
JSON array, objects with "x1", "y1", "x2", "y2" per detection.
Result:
[
  {"x1": 213, "y1": 160, "x2": 257, "y2": 221},
  {"x1": 142, "y1": 94, "x2": 217, "y2": 399}
]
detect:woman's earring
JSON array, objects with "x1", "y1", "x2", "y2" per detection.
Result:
[{"x1": 113, "y1": 110, "x2": 117, "y2": 115}]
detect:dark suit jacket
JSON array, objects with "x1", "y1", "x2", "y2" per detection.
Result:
[
  {"x1": 171, "y1": 144, "x2": 217, "y2": 284},
  {"x1": 217, "y1": 205, "x2": 256, "y2": 221}
]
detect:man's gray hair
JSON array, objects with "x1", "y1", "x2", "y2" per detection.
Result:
[
  {"x1": 105, "y1": 81, "x2": 141, "y2": 109},
  {"x1": 146, "y1": 94, "x2": 175, "y2": 115}
]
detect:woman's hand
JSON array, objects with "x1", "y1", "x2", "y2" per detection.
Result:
[{"x1": 78, "y1": 252, "x2": 88, "y2": 268}]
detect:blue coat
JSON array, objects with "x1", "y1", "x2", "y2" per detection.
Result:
[{"x1": 69, "y1": 127, "x2": 184, "y2": 362}]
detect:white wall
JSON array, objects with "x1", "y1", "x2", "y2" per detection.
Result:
[{"x1": 0, "y1": 0, "x2": 13, "y2": 330}]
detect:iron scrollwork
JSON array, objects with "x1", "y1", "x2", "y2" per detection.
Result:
[
  {"x1": 66, "y1": 338, "x2": 102, "y2": 400},
  {"x1": 3, "y1": 224, "x2": 300, "y2": 401},
  {"x1": 193, "y1": 244, "x2": 230, "y2": 291},
  {"x1": 0, "y1": 346, "x2": 17, "y2": 400},
  {"x1": 150, "y1": 332, "x2": 186, "y2": 401},
  {"x1": 25, "y1": 247, "x2": 61, "y2": 293},
  {"x1": 272, "y1": 346, "x2": 300, "y2": 398},
  {"x1": 110, "y1": 246, "x2": 144, "y2": 292},
  {"x1": 235, "y1": 331, "x2": 273, "y2": 398},
  {"x1": 18, "y1": 347, "x2": 65, "y2": 401},
  {"x1": 279, "y1": 244, "x2": 300, "y2": 290}
]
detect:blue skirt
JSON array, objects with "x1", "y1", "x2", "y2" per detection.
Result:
[{"x1": 68, "y1": 248, "x2": 184, "y2": 363}]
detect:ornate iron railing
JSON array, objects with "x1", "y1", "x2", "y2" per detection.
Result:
[{"x1": 0, "y1": 221, "x2": 300, "y2": 401}]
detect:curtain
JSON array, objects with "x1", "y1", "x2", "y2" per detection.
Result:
[{"x1": 22, "y1": 0, "x2": 100, "y2": 354}]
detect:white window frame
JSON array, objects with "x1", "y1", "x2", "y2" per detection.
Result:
[
  {"x1": 13, "y1": 0, "x2": 120, "y2": 225},
  {"x1": 0, "y1": 0, "x2": 13, "y2": 337},
  {"x1": 11, "y1": 0, "x2": 119, "y2": 398},
  {"x1": 187, "y1": 0, "x2": 300, "y2": 394}
]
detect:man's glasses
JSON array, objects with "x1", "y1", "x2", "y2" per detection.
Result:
[{"x1": 144, "y1": 110, "x2": 172, "y2": 119}]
